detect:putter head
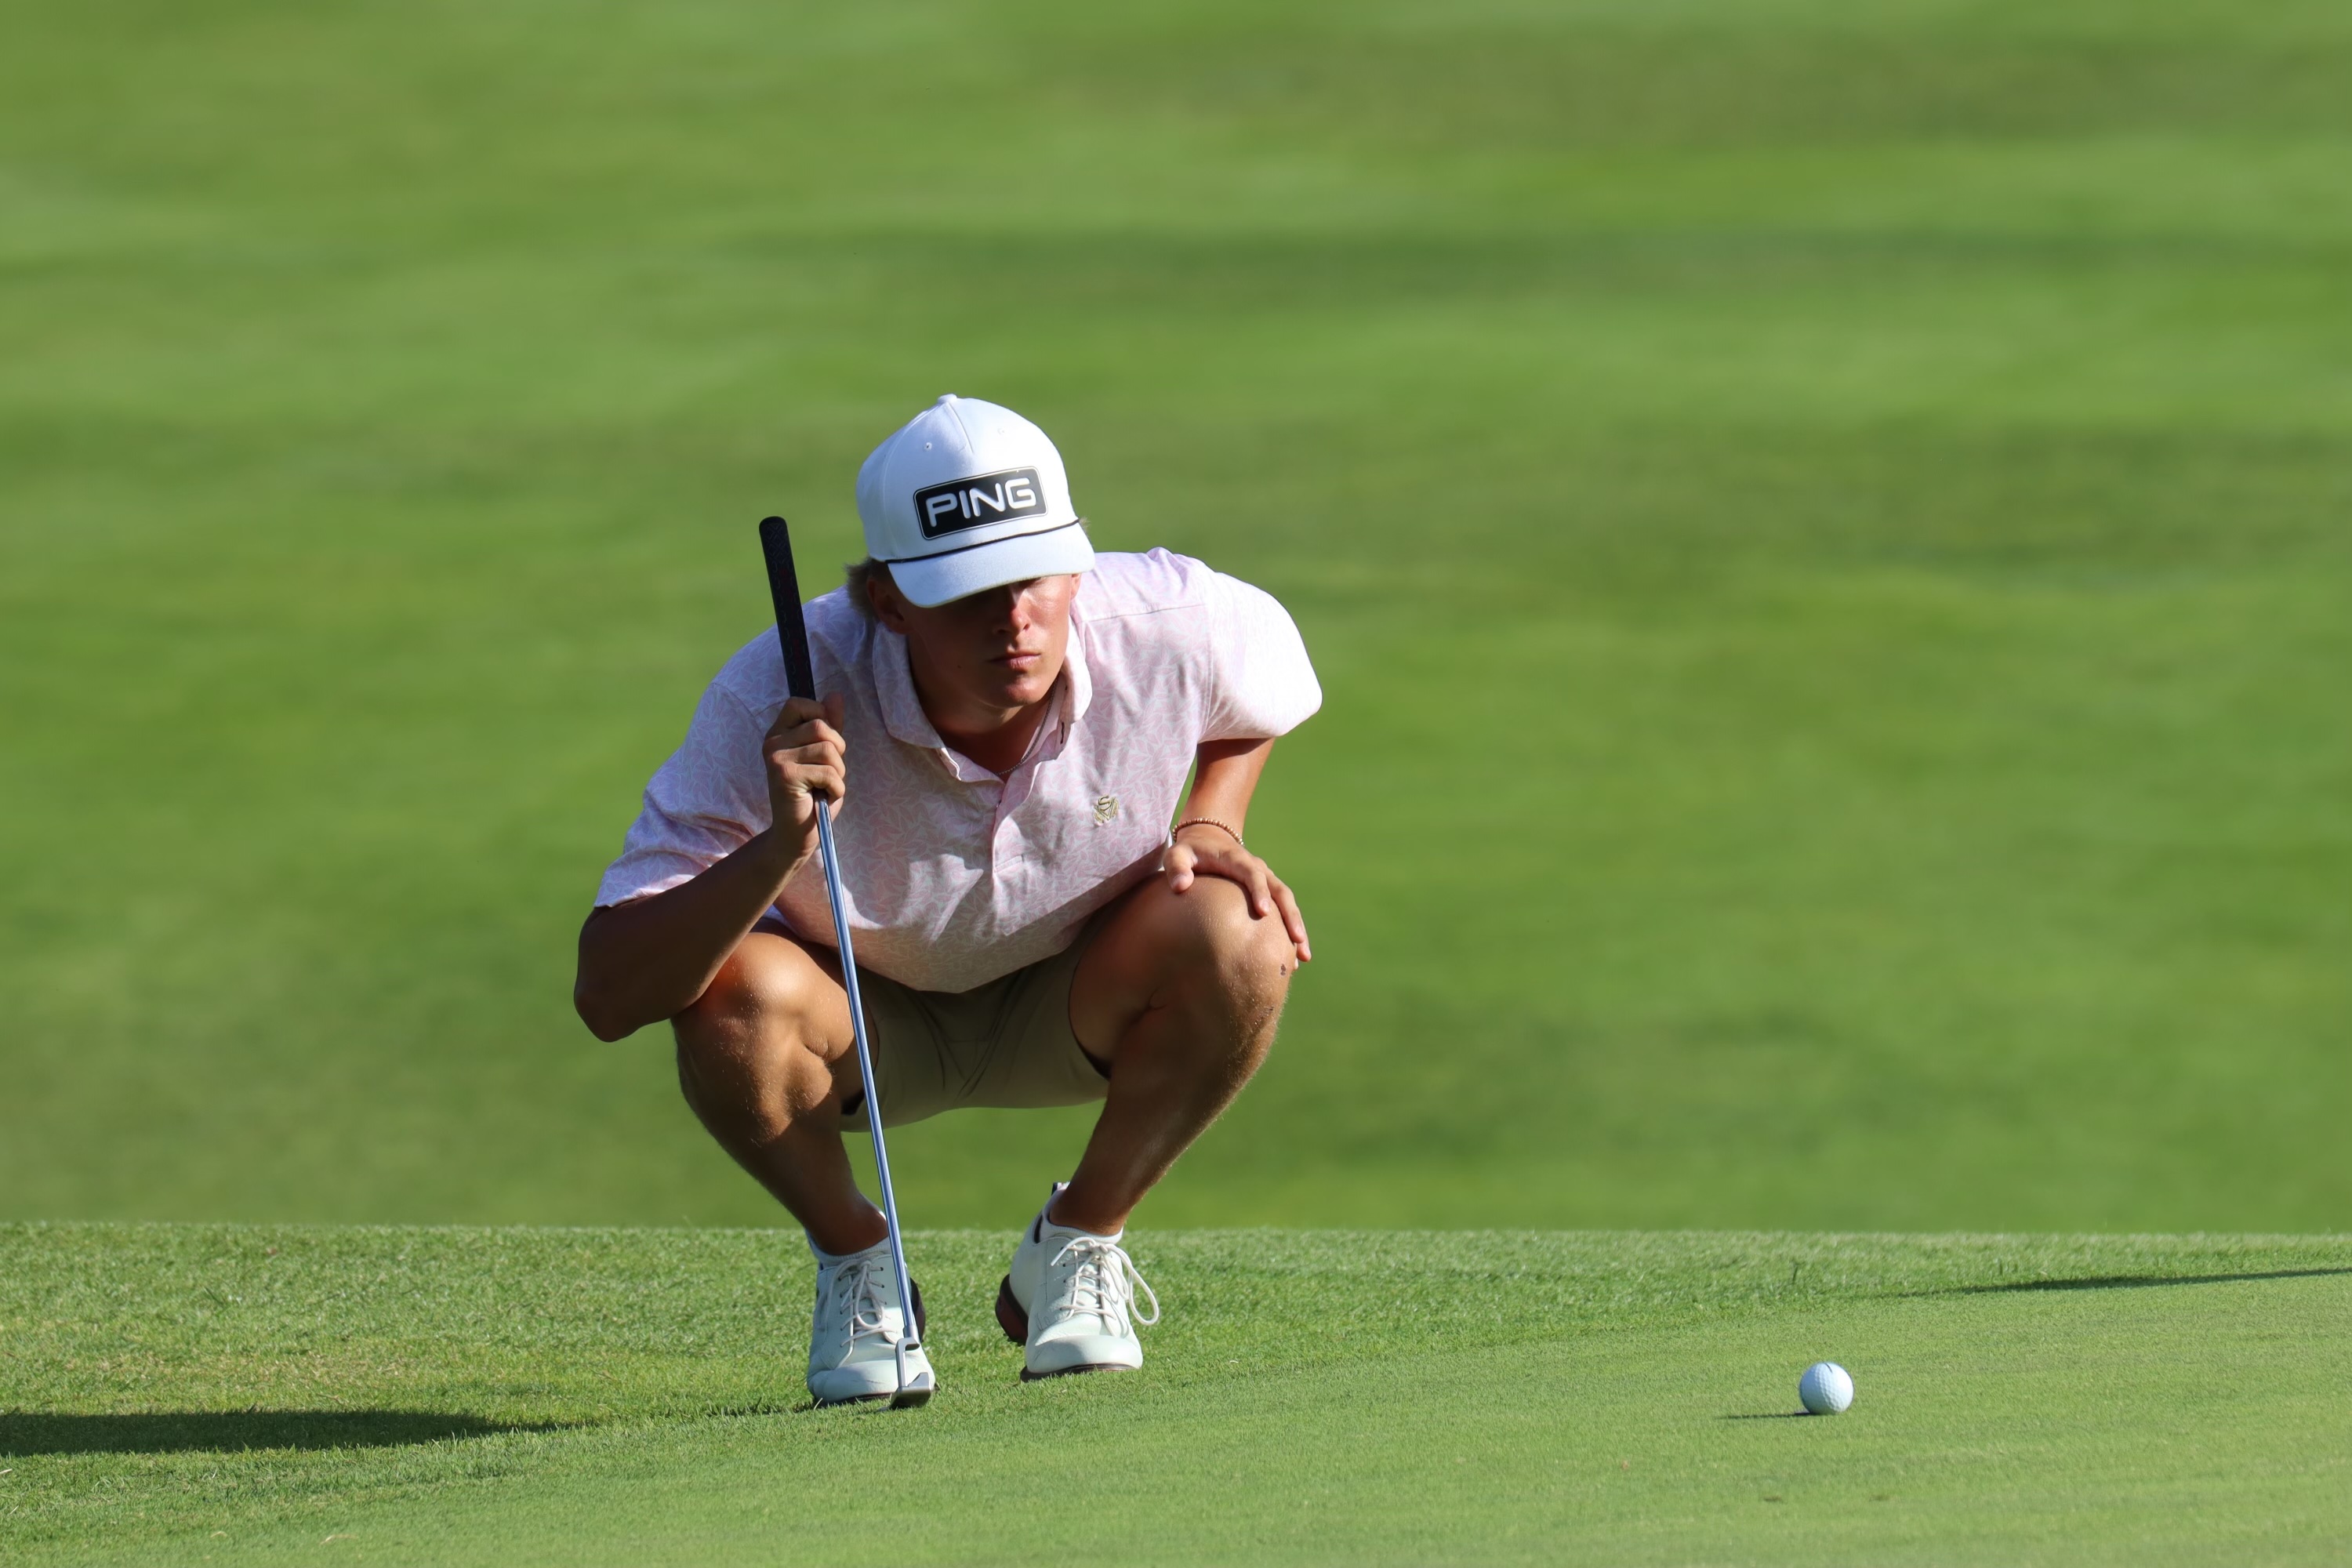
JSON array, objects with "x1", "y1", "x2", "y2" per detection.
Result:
[{"x1": 890, "y1": 1338, "x2": 936, "y2": 1410}]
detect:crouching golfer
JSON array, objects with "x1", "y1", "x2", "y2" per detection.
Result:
[{"x1": 573, "y1": 396, "x2": 1319, "y2": 1403}]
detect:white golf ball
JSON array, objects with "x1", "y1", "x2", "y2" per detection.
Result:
[{"x1": 1798, "y1": 1361, "x2": 1853, "y2": 1415}]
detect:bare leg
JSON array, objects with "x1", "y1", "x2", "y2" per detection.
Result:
[
  {"x1": 1054, "y1": 876, "x2": 1296, "y2": 1235},
  {"x1": 671, "y1": 930, "x2": 887, "y2": 1255}
]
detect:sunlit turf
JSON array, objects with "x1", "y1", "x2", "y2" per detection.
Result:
[{"x1": 4, "y1": 1225, "x2": 2350, "y2": 1565}]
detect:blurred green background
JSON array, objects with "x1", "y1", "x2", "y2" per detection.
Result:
[{"x1": 2, "y1": 0, "x2": 2346, "y2": 1232}]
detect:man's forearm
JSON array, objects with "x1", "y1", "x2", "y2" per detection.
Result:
[
  {"x1": 1170, "y1": 735, "x2": 1309, "y2": 961},
  {"x1": 1179, "y1": 737, "x2": 1273, "y2": 837},
  {"x1": 574, "y1": 831, "x2": 806, "y2": 1040}
]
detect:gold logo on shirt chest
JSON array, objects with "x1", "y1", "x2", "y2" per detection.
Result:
[{"x1": 1093, "y1": 794, "x2": 1120, "y2": 826}]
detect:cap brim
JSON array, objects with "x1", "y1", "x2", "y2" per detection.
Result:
[{"x1": 885, "y1": 521, "x2": 1095, "y2": 608}]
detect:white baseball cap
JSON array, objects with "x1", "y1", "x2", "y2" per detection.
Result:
[{"x1": 854, "y1": 394, "x2": 1094, "y2": 608}]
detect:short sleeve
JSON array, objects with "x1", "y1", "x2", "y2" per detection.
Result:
[
  {"x1": 1200, "y1": 571, "x2": 1323, "y2": 742},
  {"x1": 593, "y1": 679, "x2": 775, "y2": 908}
]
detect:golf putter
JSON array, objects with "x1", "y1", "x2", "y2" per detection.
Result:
[{"x1": 758, "y1": 516, "x2": 934, "y2": 1410}]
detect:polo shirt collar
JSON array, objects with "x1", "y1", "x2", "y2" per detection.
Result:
[
  {"x1": 1060, "y1": 605, "x2": 1094, "y2": 728},
  {"x1": 873, "y1": 624, "x2": 945, "y2": 750}
]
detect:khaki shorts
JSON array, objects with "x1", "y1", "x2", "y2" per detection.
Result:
[{"x1": 756, "y1": 919, "x2": 1110, "y2": 1131}]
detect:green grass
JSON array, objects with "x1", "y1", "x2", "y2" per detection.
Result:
[
  {"x1": 5, "y1": 1224, "x2": 2350, "y2": 1564},
  {"x1": 3, "y1": 2, "x2": 2348, "y2": 1234},
  {"x1": 9, "y1": 5, "x2": 2346, "y2": 1559}
]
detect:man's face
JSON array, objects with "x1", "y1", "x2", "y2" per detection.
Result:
[{"x1": 869, "y1": 571, "x2": 1080, "y2": 718}]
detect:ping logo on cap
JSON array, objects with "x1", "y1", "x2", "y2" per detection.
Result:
[{"x1": 912, "y1": 467, "x2": 1047, "y2": 539}]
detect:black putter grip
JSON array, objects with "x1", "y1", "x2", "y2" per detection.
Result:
[{"x1": 757, "y1": 517, "x2": 818, "y2": 702}]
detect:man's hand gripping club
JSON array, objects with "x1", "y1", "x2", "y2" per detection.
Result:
[{"x1": 764, "y1": 692, "x2": 849, "y2": 869}]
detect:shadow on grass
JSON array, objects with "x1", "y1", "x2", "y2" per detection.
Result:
[
  {"x1": 0, "y1": 1410, "x2": 567, "y2": 1457},
  {"x1": 1920, "y1": 1266, "x2": 2352, "y2": 1298},
  {"x1": 1719, "y1": 1411, "x2": 1814, "y2": 1421}
]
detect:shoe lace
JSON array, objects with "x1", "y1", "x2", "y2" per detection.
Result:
[
  {"x1": 1048, "y1": 1234, "x2": 1160, "y2": 1334},
  {"x1": 829, "y1": 1253, "x2": 902, "y2": 1348}
]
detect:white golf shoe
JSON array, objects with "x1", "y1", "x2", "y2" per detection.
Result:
[
  {"x1": 806, "y1": 1236, "x2": 935, "y2": 1407},
  {"x1": 996, "y1": 1182, "x2": 1159, "y2": 1381}
]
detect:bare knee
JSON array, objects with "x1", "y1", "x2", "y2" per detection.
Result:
[
  {"x1": 1072, "y1": 877, "x2": 1301, "y2": 1063},
  {"x1": 1187, "y1": 877, "x2": 1296, "y2": 976},
  {"x1": 1128, "y1": 879, "x2": 1296, "y2": 1032},
  {"x1": 1142, "y1": 882, "x2": 1291, "y2": 1098},
  {"x1": 677, "y1": 940, "x2": 826, "y2": 1042},
  {"x1": 673, "y1": 938, "x2": 844, "y2": 1134}
]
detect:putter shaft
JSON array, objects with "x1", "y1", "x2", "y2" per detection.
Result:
[
  {"x1": 758, "y1": 516, "x2": 927, "y2": 1405},
  {"x1": 813, "y1": 803, "x2": 922, "y2": 1364}
]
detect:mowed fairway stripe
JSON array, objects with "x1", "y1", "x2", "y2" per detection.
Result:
[{"x1": 13, "y1": 1231, "x2": 2346, "y2": 1566}]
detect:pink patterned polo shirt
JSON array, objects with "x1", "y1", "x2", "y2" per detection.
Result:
[{"x1": 594, "y1": 549, "x2": 1322, "y2": 994}]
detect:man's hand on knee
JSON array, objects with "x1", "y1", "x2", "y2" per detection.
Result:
[{"x1": 1163, "y1": 821, "x2": 1311, "y2": 967}]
